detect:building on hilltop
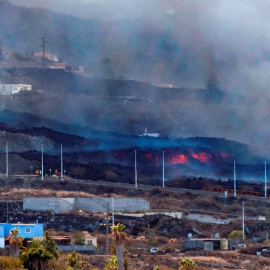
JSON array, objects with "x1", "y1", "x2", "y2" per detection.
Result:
[
  {"x1": 139, "y1": 128, "x2": 160, "y2": 138},
  {"x1": 0, "y1": 83, "x2": 32, "y2": 95},
  {"x1": 0, "y1": 222, "x2": 44, "y2": 248},
  {"x1": 34, "y1": 51, "x2": 58, "y2": 62},
  {"x1": 50, "y1": 62, "x2": 84, "y2": 73}
]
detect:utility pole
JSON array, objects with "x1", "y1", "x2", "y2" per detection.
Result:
[
  {"x1": 41, "y1": 143, "x2": 44, "y2": 180},
  {"x1": 61, "y1": 144, "x2": 63, "y2": 181},
  {"x1": 6, "y1": 200, "x2": 8, "y2": 223},
  {"x1": 242, "y1": 200, "x2": 245, "y2": 240},
  {"x1": 6, "y1": 141, "x2": 8, "y2": 177},
  {"x1": 40, "y1": 36, "x2": 46, "y2": 69},
  {"x1": 234, "y1": 160, "x2": 236, "y2": 197},
  {"x1": 0, "y1": 39, "x2": 3, "y2": 62},
  {"x1": 40, "y1": 36, "x2": 47, "y2": 90},
  {"x1": 265, "y1": 161, "x2": 267, "y2": 198},
  {"x1": 112, "y1": 195, "x2": 114, "y2": 226},
  {"x1": 162, "y1": 150, "x2": 165, "y2": 188},
  {"x1": 135, "y1": 150, "x2": 137, "y2": 188},
  {"x1": 105, "y1": 216, "x2": 109, "y2": 255}
]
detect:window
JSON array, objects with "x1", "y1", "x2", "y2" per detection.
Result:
[
  {"x1": 25, "y1": 227, "x2": 31, "y2": 233},
  {"x1": 14, "y1": 227, "x2": 20, "y2": 233},
  {"x1": 87, "y1": 240, "x2": 93, "y2": 244}
]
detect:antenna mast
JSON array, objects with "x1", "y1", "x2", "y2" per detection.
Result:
[
  {"x1": 242, "y1": 200, "x2": 245, "y2": 240},
  {"x1": 234, "y1": 160, "x2": 236, "y2": 197},
  {"x1": 61, "y1": 144, "x2": 63, "y2": 181},
  {"x1": 265, "y1": 161, "x2": 267, "y2": 198},
  {"x1": 135, "y1": 150, "x2": 137, "y2": 188},
  {"x1": 6, "y1": 141, "x2": 8, "y2": 177},
  {"x1": 162, "y1": 151, "x2": 165, "y2": 188},
  {"x1": 41, "y1": 143, "x2": 44, "y2": 180}
]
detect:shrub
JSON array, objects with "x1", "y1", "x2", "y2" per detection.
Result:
[
  {"x1": 228, "y1": 230, "x2": 245, "y2": 240},
  {"x1": 0, "y1": 256, "x2": 24, "y2": 269}
]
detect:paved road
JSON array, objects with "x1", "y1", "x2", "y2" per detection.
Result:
[{"x1": 3, "y1": 174, "x2": 270, "y2": 202}]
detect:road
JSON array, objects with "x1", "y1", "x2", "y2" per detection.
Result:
[{"x1": 3, "y1": 174, "x2": 270, "y2": 202}]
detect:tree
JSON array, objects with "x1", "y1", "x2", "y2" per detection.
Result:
[
  {"x1": 109, "y1": 223, "x2": 127, "y2": 270},
  {"x1": 5, "y1": 229, "x2": 23, "y2": 257},
  {"x1": 104, "y1": 170, "x2": 118, "y2": 182},
  {"x1": 72, "y1": 167, "x2": 86, "y2": 179},
  {"x1": 228, "y1": 230, "x2": 245, "y2": 240},
  {"x1": 72, "y1": 230, "x2": 85, "y2": 245},
  {"x1": 20, "y1": 233, "x2": 59, "y2": 270},
  {"x1": 42, "y1": 231, "x2": 59, "y2": 259},
  {"x1": 179, "y1": 257, "x2": 196, "y2": 270}
]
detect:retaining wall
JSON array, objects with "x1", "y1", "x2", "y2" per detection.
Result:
[{"x1": 23, "y1": 197, "x2": 150, "y2": 213}]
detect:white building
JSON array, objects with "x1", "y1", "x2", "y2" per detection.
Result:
[
  {"x1": 0, "y1": 84, "x2": 32, "y2": 95},
  {"x1": 140, "y1": 128, "x2": 160, "y2": 138}
]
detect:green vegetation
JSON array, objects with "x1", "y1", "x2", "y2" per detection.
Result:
[
  {"x1": 105, "y1": 255, "x2": 118, "y2": 270},
  {"x1": 228, "y1": 230, "x2": 245, "y2": 240},
  {"x1": 179, "y1": 257, "x2": 196, "y2": 270},
  {"x1": 0, "y1": 256, "x2": 24, "y2": 269}
]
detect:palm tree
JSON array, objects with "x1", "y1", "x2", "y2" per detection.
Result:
[
  {"x1": 5, "y1": 229, "x2": 23, "y2": 257},
  {"x1": 179, "y1": 257, "x2": 196, "y2": 270},
  {"x1": 20, "y1": 239, "x2": 54, "y2": 270},
  {"x1": 110, "y1": 223, "x2": 127, "y2": 270}
]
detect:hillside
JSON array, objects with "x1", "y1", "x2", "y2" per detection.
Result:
[
  {"x1": 0, "y1": 67, "x2": 263, "y2": 149},
  {"x1": 0, "y1": 0, "x2": 198, "y2": 83},
  {"x1": 0, "y1": 120, "x2": 264, "y2": 181}
]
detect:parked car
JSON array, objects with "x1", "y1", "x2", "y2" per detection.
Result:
[
  {"x1": 150, "y1": 248, "x2": 158, "y2": 253},
  {"x1": 256, "y1": 246, "x2": 270, "y2": 257},
  {"x1": 231, "y1": 243, "x2": 247, "y2": 250}
]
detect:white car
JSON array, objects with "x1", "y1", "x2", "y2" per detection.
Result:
[{"x1": 150, "y1": 248, "x2": 158, "y2": 253}]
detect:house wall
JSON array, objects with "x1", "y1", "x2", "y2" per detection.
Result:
[
  {"x1": 0, "y1": 237, "x2": 4, "y2": 248},
  {"x1": 3, "y1": 224, "x2": 43, "y2": 238},
  {"x1": 84, "y1": 237, "x2": 97, "y2": 247}
]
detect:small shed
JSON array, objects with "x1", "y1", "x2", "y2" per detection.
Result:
[{"x1": 184, "y1": 238, "x2": 228, "y2": 251}]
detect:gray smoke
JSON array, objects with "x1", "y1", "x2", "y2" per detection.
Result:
[
  {"x1": 3, "y1": 0, "x2": 270, "y2": 158},
  {"x1": 7, "y1": 0, "x2": 270, "y2": 94}
]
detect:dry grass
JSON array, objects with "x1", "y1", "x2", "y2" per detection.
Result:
[{"x1": 0, "y1": 188, "x2": 98, "y2": 200}]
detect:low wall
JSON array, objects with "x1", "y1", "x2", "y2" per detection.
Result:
[
  {"x1": 57, "y1": 245, "x2": 96, "y2": 252},
  {"x1": 23, "y1": 197, "x2": 150, "y2": 213},
  {"x1": 75, "y1": 198, "x2": 150, "y2": 212},
  {"x1": 23, "y1": 198, "x2": 74, "y2": 213}
]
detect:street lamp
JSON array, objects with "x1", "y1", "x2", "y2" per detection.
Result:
[{"x1": 100, "y1": 214, "x2": 111, "y2": 255}]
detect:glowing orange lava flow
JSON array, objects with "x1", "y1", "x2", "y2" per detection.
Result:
[
  {"x1": 169, "y1": 154, "x2": 188, "y2": 164},
  {"x1": 221, "y1": 152, "x2": 229, "y2": 158},
  {"x1": 192, "y1": 152, "x2": 212, "y2": 163}
]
